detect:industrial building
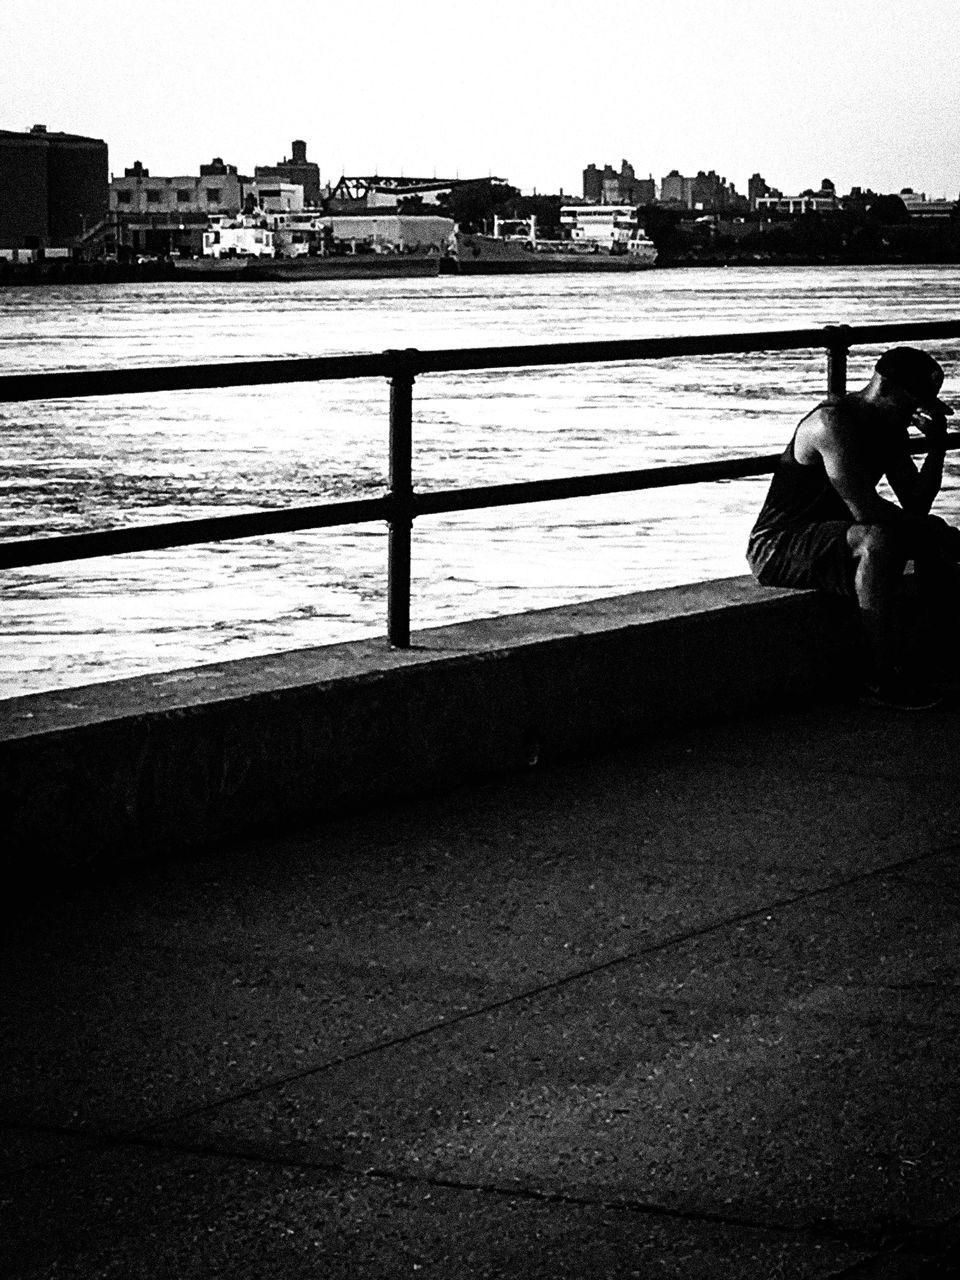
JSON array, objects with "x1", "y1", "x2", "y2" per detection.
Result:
[
  {"x1": 0, "y1": 124, "x2": 108, "y2": 254},
  {"x1": 109, "y1": 158, "x2": 248, "y2": 258},
  {"x1": 110, "y1": 158, "x2": 245, "y2": 217}
]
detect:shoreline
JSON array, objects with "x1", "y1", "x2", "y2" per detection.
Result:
[{"x1": 4, "y1": 251, "x2": 960, "y2": 287}]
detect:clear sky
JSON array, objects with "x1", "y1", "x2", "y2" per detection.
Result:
[{"x1": 4, "y1": 0, "x2": 958, "y2": 199}]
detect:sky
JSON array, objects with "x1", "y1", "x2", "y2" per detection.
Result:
[{"x1": 3, "y1": 0, "x2": 959, "y2": 200}]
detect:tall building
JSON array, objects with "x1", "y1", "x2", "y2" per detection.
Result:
[
  {"x1": 583, "y1": 159, "x2": 655, "y2": 205},
  {"x1": 601, "y1": 164, "x2": 619, "y2": 203},
  {"x1": 0, "y1": 124, "x2": 108, "y2": 250},
  {"x1": 582, "y1": 163, "x2": 602, "y2": 202},
  {"x1": 660, "y1": 169, "x2": 694, "y2": 207},
  {"x1": 661, "y1": 168, "x2": 747, "y2": 214},
  {"x1": 633, "y1": 176, "x2": 656, "y2": 205},
  {"x1": 254, "y1": 139, "x2": 321, "y2": 207},
  {"x1": 748, "y1": 173, "x2": 775, "y2": 209},
  {"x1": 691, "y1": 170, "x2": 746, "y2": 213}
]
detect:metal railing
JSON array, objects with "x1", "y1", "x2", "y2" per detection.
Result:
[{"x1": 2, "y1": 320, "x2": 960, "y2": 647}]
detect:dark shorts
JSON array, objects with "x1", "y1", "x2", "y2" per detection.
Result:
[
  {"x1": 747, "y1": 521, "x2": 856, "y2": 599},
  {"x1": 748, "y1": 515, "x2": 960, "y2": 601}
]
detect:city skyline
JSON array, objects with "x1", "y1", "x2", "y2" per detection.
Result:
[{"x1": 5, "y1": 0, "x2": 959, "y2": 201}]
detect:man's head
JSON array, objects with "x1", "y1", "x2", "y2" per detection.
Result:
[{"x1": 874, "y1": 346, "x2": 953, "y2": 417}]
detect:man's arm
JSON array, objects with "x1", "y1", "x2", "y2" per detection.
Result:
[{"x1": 885, "y1": 411, "x2": 947, "y2": 517}]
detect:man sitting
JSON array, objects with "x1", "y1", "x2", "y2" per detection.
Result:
[{"x1": 747, "y1": 346, "x2": 958, "y2": 709}]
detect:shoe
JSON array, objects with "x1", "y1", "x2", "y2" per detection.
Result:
[{"x1": 860, "y1": 677, "x2": 943, "y2": 710}]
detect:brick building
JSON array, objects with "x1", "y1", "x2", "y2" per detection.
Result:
[
  {"x1": 582, "y1": 159, "x2": 655, "y2": 205},
  {"x1": 660, "y1": 170, "x2": 694, "y2": 207},
  {"x1": 582, "y1": 163, "x2": 603, "y2": 203},
  {"x1": 661, "y1": 168, "x2": 747, "y2": 214}
]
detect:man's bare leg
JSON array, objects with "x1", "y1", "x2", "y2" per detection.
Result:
[
  {"x1": 846, "y1": 523, "x2": 942, "y2": 707},
  {"x1": 846, "y1": 523, "x2": 906, "y2": 678}
]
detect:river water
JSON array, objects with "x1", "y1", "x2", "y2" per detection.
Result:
[{"x1": 2, "y1": 264, "x2": 960, "y2": 699}]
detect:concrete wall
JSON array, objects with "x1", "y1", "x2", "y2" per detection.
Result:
[{"x1": 0, "y1": 577, "x2": 860, "y2": 883}]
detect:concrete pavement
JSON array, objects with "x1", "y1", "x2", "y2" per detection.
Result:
[{"x1": 3, "y1": 695, "x2": 960, "y2": 1277}]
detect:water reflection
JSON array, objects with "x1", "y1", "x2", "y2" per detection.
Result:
[{"x1": 2, "y1": 265, "x2": 959, "y2": 696}]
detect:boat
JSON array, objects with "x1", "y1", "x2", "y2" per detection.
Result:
[
  {"x1": 443, "y1": 208, "x2": 658, "y2": 275},
  {"x1": 173, "y1": 252, "x2": 442, "y2": 281},
  {"x1": 443, "y1": 231, "x2": 657, "y2": 274},
  {"x1": 245, "y1": 252, "x2": 441, "y2": 280}
]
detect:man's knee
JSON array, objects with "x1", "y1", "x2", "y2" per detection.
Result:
[{"x1": 848, "y1": 523, "x2": 905, "y2": 568}]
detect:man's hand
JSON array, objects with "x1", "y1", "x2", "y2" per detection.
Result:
[{"x1": 914, "y1": 407, "x2": 948, "y2": 445}]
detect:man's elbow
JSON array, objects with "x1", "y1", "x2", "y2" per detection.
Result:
[
  {"x1": 845, "y1": 498, "x2": 901, "y2": 524},
  {"x1": 839, "y1": 493, "x2": 877, "y2": 522}
]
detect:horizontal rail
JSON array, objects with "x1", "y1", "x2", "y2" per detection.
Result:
[
  {"x1": 0, "y1": 457, "x2": 779, "y2": 571},
  {"x1": 413, "y1": 454, "x2": 782, "y2": 517},
  {"x1": 0, "y1": 496, "x2": 390, "y2": 569},
  {"x1": 3, "y1": 437, "x2": 957, "y2": 572},
  {"x1": 0, "y1": 353, "x2": 398, "y2": 403},
  {"x1": 409, "y1": 321, "x2": 960, "y2": 376},
  {"x1": 4, "y1": 320, "x2": 960, "y2": 403},
  {"x1": 4, "y1": 318, "x2": 960, "y2": 647},
  {"x1": 414, "y1": 434, "x2": 960, "y2": 519}
]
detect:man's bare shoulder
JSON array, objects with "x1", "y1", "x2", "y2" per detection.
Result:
[{"x1": 795, "y1": 400, "x2": 847, "y2": 461}]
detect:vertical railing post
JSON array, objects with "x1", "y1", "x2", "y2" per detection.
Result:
[
  {"x1": 387, "y1": 350, "x2": 417, "y2": 647},
  {"x1": 824, "y1": 324, "x2": 852, "y2": 398}
]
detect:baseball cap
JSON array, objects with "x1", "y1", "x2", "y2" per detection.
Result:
[{"x1": 875, "y1": 346, "x2": 953, "y2": 416}]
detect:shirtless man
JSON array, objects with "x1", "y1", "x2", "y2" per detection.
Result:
[{"x1": 747, "y1": 346, "x2": 958, "y2": 709}]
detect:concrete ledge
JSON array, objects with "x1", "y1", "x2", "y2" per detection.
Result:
[{"x1": 0, "y1": 576, "x2": 860, "y2": 879}]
